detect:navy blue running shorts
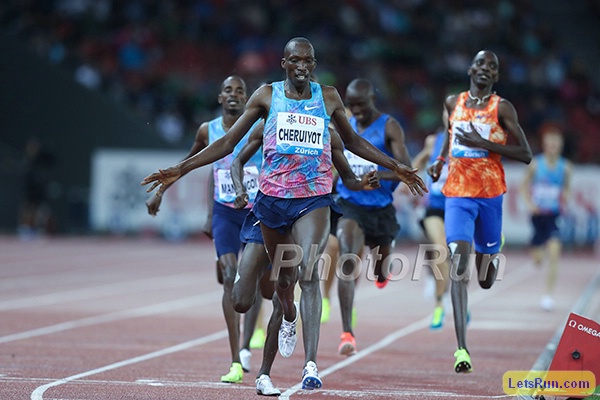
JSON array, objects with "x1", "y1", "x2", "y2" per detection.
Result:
[
  {"x1": 252, "y1": 191, "x2": 342, "y2": 234},
  {"x1": 531, "y1": 213, "x2": 560, "y2": 246},
  {"x1": 240, "y1": 211, "x2": 264, "y2": 245},
  {"x1": 211, "y1": 201, "x2": 249, "y2": 257}
]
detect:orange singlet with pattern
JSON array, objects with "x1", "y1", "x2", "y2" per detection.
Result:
[{"x1": 443, "y1": 91, "x2": 507, "y2": 198}]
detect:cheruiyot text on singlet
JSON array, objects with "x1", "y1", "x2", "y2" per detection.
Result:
[{"x1": 260, "y1": 81, "x2": 332, "y2": 199}]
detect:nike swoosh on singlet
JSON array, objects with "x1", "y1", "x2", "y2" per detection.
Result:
[{"x1": 304, "y1": 105, "x2": 319, "y2": 111}]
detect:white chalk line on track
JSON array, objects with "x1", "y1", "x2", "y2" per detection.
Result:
[
  {"x1": 28, "y1": 262, "x2": 537, "y2": 400},
  {"x1": 278, "y1": 263, "x2": 538, "y2": 399},
  {"x1": 30, "y1": 330, "x2": 228, "y2": 400},
  {"x1": 0, "y1": 290, "x2": 221, "y2": 344},
  {"x1": 3, "y1": 375, "x2": 512, "y2": 399},
  {"x1": 0, "y1": 272, "x2": 202, "y2": 311}
]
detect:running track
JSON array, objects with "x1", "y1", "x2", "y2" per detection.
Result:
[{"x1": 0, "y1": 235, "x2": 598, "y2": 400}]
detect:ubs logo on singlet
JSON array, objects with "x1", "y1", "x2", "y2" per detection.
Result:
[
  {"x1": 298, "y1": 115, "x2": 318, "y2": 126},
  {"x1": 286, "y1": 114, "x2": 318, "y2": 126}
]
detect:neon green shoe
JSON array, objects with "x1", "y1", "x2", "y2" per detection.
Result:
[
  {"x1": 351, "y1": 307, "x2": 357, "y2": 330},
  {"x1": 220, "y1": 362, "x2": 243, "y2": 383},
  {"x1": 249, "y1": 328, "x2": 265, "y2": 349},
  {"x1": 454, "y1": 348, "x2": 473, "y2": 373},
  {"x1": 321, "y1": 298, "x2": 330, "y2": 324},
  {"x1": 430, "y1": 306, "x2": 444, "y2": 330}
]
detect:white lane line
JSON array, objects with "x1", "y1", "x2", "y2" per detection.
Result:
[
  {"x1": 279, "y1": 264, "x2": 537, "y2": 399},
  {"x1": 27, "y1": 261, "x2": 536, "y2": 400},
  {"x1": 23, "y1": 377, "x2": 514, "y2": 399},
  {"x1": 7, "y1": 373, "x2": 516, "y2": 399},
  {"x1": 0, "y1": 272, "x2": 201, "y2": 311},
  {"x1": 30, "y1": 330, "x2": 228, "y2": 400},
  {"x1": 0, "y1": 290, "x2": 221, "y2": 344},
  {"x1": 2, "y1": 375, "x2": 514, "y2": 399}
]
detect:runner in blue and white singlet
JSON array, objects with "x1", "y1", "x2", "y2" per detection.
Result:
[
  {"x1": 520, "y1": 127, "x2": 572, "y2": 312},
  {"x1": 144, "y1": 75, "x2": 265, "y2": 384},
  {"x1": 209, "y1": 117, "x2": 262, "y2": 208},
  {"x1": 259, "y1": 80, "x2": 332, "y2": 199},
  {"x1": 141, "y1": 38, "x2": 426, "y2": 391}
]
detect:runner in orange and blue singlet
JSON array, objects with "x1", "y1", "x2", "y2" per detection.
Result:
[
  {"x1": 428, "y1": 50, "x2": 532, "y2": 374},
  {"x1": 443, "y1": 91, "x2": 507, "y2": 255}
]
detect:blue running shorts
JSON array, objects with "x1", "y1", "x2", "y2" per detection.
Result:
[
  {"x1": 211, "y1": 201, "x2": 249, "y2": 258},
  {"x1": 445, "y1": 195, "x2": 503, "y2": 254},
  {"x1": 240, "y1": 211, "x2": 264, "y2": 245},
  {"x1": 252, "y1": 191, "x2": 342, "y2": 233},
  {"x1": 531, "y1": 213, "x2": 560, "y2": 246}
]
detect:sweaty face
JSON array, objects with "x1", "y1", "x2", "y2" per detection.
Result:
[
  {"x1": 468, "y1": 51, "x2": 499, "y2": 86},
  {"x1": 282, "y1": 42, "x2": 316, "y2": 85},
  {"x1": 218, "y1": 78, "x2": 247, "y2": 112}
]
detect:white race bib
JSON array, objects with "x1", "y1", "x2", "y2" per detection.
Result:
[
  {"x1": 276, "y1": 112, "x2": 325, "y2": 156},
  {"x1": 343, "y1": 149, "x2": 377, "y2": 176},
  {"x1": 451, "y1": 121, "x2": 491, "y2": 158},
  {"x1": 216, "y1": 166, "x2": 259, "y2": 203},
  {"x1": 532, "y1": 183, "x2": 561, "y2": 210}
]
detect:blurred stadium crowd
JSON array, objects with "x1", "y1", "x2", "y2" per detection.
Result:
[{"x1": 2, "y1": 0, "x2": 599, "y2": 163}]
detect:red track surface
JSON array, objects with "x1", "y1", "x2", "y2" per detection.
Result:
[{"x1": 0, "y1": 236, "x2": 598, "y2": 400}]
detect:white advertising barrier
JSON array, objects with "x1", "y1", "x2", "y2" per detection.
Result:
[
  {"x1": 90, "y1": 149, "x2": 212, "y2": 237},
  {"x1": 90, "y1": 149, "x2": 599, "y2": 247},
  {"x1": 392, "y1": 163, "x2": 600, "y2": 246}
]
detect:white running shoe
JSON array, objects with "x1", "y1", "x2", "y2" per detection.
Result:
[
  {"x1": 239, "y1": 348, "x2": 252, "y2": 372},
  {"x1": 278, "y1": 302, "x2": 299, "y2": 358},
  {"x1": 302, "y1": 361, "x2": 322, "y2": 390},
  {"x1": 256, "y1": 374, "x2": 281, "y2": 396}
]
